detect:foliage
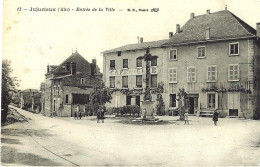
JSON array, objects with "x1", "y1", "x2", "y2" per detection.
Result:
[
  {"x1": 89, "y1": 79, "x2": 112, "y2": 109},
  {"x1": 2, "y1": 60, "x2": 19, "y2": 123},
  {"x1": 155, "y1": 82, "x2": 165, "y2": 116},
  {"x1": 115, "y1": 105, "x2": 141, "y2": 117},
  {"x1": 177, "y1": 88, "x2": 188, "y2": 120},
  {"x1": 218, "y1": 110, "x2": 228, "y2": 118}
]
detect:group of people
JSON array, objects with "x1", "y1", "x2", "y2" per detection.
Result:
[
  {"x1": 184, "y1": 110, "x2": 219, "y2": 126},
  {"x1": 74, "y1": 110, "x2": 82, "y2": 120},
  {"x1": 97, "y1": 108, "x2": 105, "y2": 123}
]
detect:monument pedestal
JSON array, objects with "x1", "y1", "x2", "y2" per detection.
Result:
[{"x1": 141, "y1": 100, "x2": 155, "y2": 119}]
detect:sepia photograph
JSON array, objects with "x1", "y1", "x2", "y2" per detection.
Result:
[{"x1": 1, "y1": 0, "x2": 260, "y2": 166}]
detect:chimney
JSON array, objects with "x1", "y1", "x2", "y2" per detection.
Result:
[
  {"x1": 207, "y1": 9, "x2": 210, "y2": 14},
  {"x1": 257, "y1": 23, "x2": 260, "y2": 37},
  {"x1": 140, "y1": 37, "x2": 143, "y2": 43},
  {"x1": 190, "y1": 13, "x2": 195, "y2": 19},
  {"x1": 169, "y1": 32, "x2": 173, "y2": 38},
  {"x1": 92, "y1": 59, "x2": 96, "y2": 65},
  {"x1": 47, "y1": 65, "x2": 50, "y2": 73},
  {"x1": 176, "y1": 24, "x2": 180, "y2": 33},
  {"x1": 137, "y1": 37, "x2": 139, "y2": 43},
  {"x1": 206, "y1": 27, "x2": 210, "y2": 40}
]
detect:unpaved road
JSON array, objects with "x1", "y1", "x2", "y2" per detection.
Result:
[{"x1": 1, "y1": 106, "x2": 260, "y2": 166}]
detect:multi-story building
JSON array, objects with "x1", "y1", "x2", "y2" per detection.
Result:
[
  {"x1": 44, "y1": 50, "x2": 102, "y2": 117},
  {"x1": 103, "y1": 9, "x2": 260, "y2": 119}
]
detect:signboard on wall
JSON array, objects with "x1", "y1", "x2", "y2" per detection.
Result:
[{"x1": 109, "y1": 67, "x2": 159, "y2": 76}]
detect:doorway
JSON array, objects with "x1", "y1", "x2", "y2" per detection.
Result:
[
  {"x1": 136, "y1": 96, "x2": 140, "y2": 106},
  {"x1": 189, "y1": 98, "x2": 194, "y2": 114}
]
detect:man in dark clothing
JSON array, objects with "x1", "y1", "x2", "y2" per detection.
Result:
[
  {"x1": 74, "y1": 111, "x2": 77, "y2": 120},
  {"x1": 100, "y1": 109, "x2": 105, "y2": 123},
  {"x1": 97, "y1": 109, "x2": 100, "y2": 123},
  {"x1": 213, "y1": 110, "x2": 219, "y2": 126}
]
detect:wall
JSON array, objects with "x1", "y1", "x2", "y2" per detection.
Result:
[{"x1": 103, "y1": 39, "x2": 257, "y2": 118}]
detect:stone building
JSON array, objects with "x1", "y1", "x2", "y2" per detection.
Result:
[
  {"x1": 44, "y1": 50, "x2": 102, "y2": 117},
  {"x1": 20, "y1": 89, "x2": 39, "y2": 111},
  {"x1": 103, "y1": 9, "x2": 260, "y2": 119}
]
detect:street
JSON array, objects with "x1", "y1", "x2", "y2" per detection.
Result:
[{"x1": 1, "y1": 106, "x2": 260, "y2": 166}]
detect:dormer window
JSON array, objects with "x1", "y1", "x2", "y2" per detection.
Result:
[{"x1": 229, "y1": 42, "x2": 239, "y2": 55}]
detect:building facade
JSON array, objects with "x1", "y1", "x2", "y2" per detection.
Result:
[
  {"x1": 44, "y1": 51, "x2": 102, "y2": 117},
  {"x1": 103, "y1": 9, "x2": 260, "y2": 119}
]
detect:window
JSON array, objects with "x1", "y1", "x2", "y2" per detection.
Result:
[
  {"x1": 207, "y1": 66, "x2": 217, "y2": 82},
  {"x1": 57, "y1": 85, "x2": 60, "y2": 95},
  {"x1": 117, "y1": 51, "x2": 121, "y2": 56},
  {"x1": 80, "y1": 78, "x2": 85, "y2": 84},
  {"x1": 208, "y1": 94, "x2": 215, "y2": 109},
  {"x1": 187, "y1": 67, "x2": 196, "y2": 82},
  {"x1": 151, "y1": 58, "x2": 157, "y2": 66},
  {"x1": 169, "y1": 68, "x2": 177, "y2": 83},
  {"x1": 123, "y1": 59, "x2": 128, "y2": 68},
  {"x1": 122, "y1": 76, "x2": 128, "y2": 88},
  {"x1": 229, "y1": 43, "x2": 239, "y2": 55},
  {"x1": 136, "y1": 58, "x2": 142, "y2": 68},
  {"x1": 228, "y1": 64, "x2": 239, "y2": 81},
  {"x1": 110, "y1": 60, "x2": 115, "y2": 69},
  {"x1": 170, "y1": 49, "x2": 177, "y2": 60},
  {"x1": 136, "y1": 75, "x2": 142, "y2": 87},
  {"x1": 198, "y1": 46, "x2": 206, "y2": 58},
  {"x1": 151, "y1": 75, "x2": 157, "y2": 87},
  {"x1": 53, "y1": 86, "x2": 56, "y2": 95},
  {"x1": 65, "y1": 94, "x2": 69, "y2": 103},
  {"x1": 110, "y1": 76, "x2": 115, "y2": 88}
]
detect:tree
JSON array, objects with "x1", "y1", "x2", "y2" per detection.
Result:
[
  {"x1": 155, "y1": 82, "x2": 165, "y2": 116},
  {"x1": 2, "y1": 60, "x2": 19, "y2": 123},
  {"x1": 89, "y1": 79, "x2": 112, "y2": 114},
  {"x1": 177, "y1": 88, "x2": 188, "y2": 120}
]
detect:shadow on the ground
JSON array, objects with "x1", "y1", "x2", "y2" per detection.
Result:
[
  {"x1": 1, "y1": 138, "x2": 21, "y2": 145},
  {"x1": 1, "y1": 146, "x2": 61, "y2": 166},
  {"x1": 1, "y1": 128, "x2": 54, "y2": 137}
]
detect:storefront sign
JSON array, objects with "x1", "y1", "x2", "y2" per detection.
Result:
[{"x1": 109, "y1": 67, "x2": 159, "y2": 76}]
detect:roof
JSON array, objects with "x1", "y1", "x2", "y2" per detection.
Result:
[
  {"x1": 164, "y1": 10, "x2": 256, "y2": 46},
  {"x1": 22, "y1": 89, "x2": 38, "y2": 93},
  {"x1": 32, "y1": 92, "x2": 42, "y2": 98},
  {"x1": 103, "y1": 39, "x2": 169, "y2": 53},
  {"x1": 52, "y1": 51, "x2": 92, "y2": 76},
  {"x1": 63, "y1": 86, "x2": 93, "y2": 94},
  {"x1": 104, "y1": 10, "x2": 256, "y2": 53}
]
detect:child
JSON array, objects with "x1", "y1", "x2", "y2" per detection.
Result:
[{"x1": 184, "y1": 112, "x2": 189, "y2": 125}]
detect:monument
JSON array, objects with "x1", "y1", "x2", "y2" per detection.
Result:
[{"x1": 141, "y1": 48, "x2": 157, "y2": 120}]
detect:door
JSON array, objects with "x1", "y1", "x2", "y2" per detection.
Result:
[
  {"x1": 126, "y1": 96, "x2": 132, "y2": 105},
  {"x1": 136, "y1": 96, "x2": 140, "y2": 106},
  {"x1": 189, "y1": 98, "x2": 194, "y2": 114},
  {"x1": 53, "y1": 100, "x2": 56, "y2": 111},
  {"x1": 228, "y1": 92, "x2": 240, "y2": 116}
]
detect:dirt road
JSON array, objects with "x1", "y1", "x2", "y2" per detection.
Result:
[{"x1": 1, "y1": 106, "x2": 260, "y2": 166}]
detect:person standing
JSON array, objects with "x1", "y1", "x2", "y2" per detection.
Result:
[
  {"x1": 213, "y1": 110, "x2": 219, "y2": 126},
  {"x1": 97, "y1": 108, "x2": 100, "y2": 123},
  {"x1": 79, "y1": 110, "x2": 82, "y2": 120},
  {"x1": 74, "y1": 110, "x2": 77, "y2": 120},
  {"x1": 184, "y1": 112, "x2": 189, "y2": 125},
  {"x1": 101, "y1": 108, "x2": 105, "y2": 123}
]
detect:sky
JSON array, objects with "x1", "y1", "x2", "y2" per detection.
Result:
[{"x1": 2, "y1": 0, "x2": 260, "y2": 90}]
